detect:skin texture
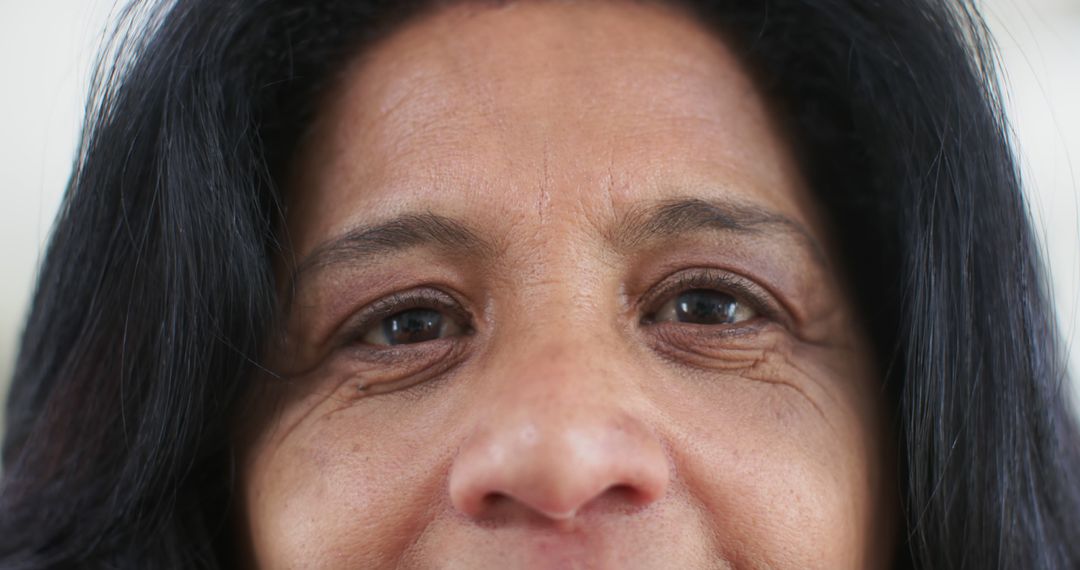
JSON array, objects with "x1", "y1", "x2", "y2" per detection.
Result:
[{"x1": 237, "y1": 1, "x2": 897, "y2": 568}]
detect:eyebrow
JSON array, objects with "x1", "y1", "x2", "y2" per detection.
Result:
[
  {"x1": 286, "y1": 213, "x2": 495, "y2": 297},
  {"x1": 288, "y1": 197, "x2": 826, "y2": 296},
  {"x1": 614, "y1": 197, "x2": 827, "y2": 265}
]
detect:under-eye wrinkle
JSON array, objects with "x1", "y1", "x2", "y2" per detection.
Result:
[{"x1": 339, "y1": 333, "x2": 469, "y2": 398}]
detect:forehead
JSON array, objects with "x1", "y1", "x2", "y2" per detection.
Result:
[{"x1": 286, "y1": 0, "x2": 815, "y2": 255}]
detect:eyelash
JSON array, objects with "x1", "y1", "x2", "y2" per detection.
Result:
[
  {"x1": 344, "y1": 268, "x2": 775, "y2": 348},
  {"x1": 341, "y1": 287, "x2": 472, "y2": 348},
  {"x1": 639, "y1": 268, "x2": 779, "y2": 326}
]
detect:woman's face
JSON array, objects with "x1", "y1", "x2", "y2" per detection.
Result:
[{"x1": 239, "y1": 1, "x2": 895, "y2": 568}]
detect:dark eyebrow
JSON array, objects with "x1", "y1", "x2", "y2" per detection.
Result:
[
  {"x1": 615, "y1": 197, "x2": 828, "y2": 266},
  {"x1": 287, "y1": 198, "x2": 827, "y2": 299},
  {"x1": 288, "y1": 212, "x2": 495, "y2": 293}
]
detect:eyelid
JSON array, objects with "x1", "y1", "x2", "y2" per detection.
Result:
[
  {"x1": 338, "y1": 287, "x2": 472, "y2": 348},
  {"x1": 639, "y1": 268, "x2": 787, "y2": 326}
]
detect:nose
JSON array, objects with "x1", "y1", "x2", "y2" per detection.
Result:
[{"x1": 448, "y1": 342, "x2": 670, "y2": 523}]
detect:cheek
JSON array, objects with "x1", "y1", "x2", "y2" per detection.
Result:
[
  {"x1": 241, "y1": 388, "x2": 464, "y2": 569},
  {"x1": 647, "y1": 339, "x2": 882, "y2": 567},
  {"x1": 239, "y1": 331, "x2": 888, "y2": 569}
]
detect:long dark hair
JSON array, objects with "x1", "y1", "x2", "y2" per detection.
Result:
[{"x1": 3, "y1": 0, "x2": 1077, "y2": 567}]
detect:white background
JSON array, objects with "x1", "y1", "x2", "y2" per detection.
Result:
[{"x1": 2, "y1": 0, "x2": 1078, "y2": 427}]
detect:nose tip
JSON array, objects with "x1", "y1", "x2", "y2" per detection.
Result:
[{"x1": 448, "y1": 420, "x2": 670, "y2": 522}]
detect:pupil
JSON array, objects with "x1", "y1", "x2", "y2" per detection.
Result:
[
  {"x1": 675, "y1": 289, "x2": 738, "y2": 324},
  {"x1": 382, "y1": 309, "x2": 443, "y2": 345}
]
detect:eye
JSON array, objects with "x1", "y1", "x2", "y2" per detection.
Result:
[
  {"x1": 352, "y1": 289, "x2": 470, "y2": 347},
  {"x1": 651, "y1": 288, "x2": 757, "y2": 325},
  {"x1": 640, "y1": 268, "x2": 773, "y2": 327},
  {"x1": 361, "y1": 307, "x2": 465, "y2": 346}
]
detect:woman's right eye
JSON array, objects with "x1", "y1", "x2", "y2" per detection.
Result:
[{"x1": 360, "y1": 307, "x2": 465, "y2": 346}]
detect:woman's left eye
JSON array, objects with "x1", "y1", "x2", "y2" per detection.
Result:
[
  {"x1": 651, "y1": 288, "x2": 757, "y2": 325},
  {"x1": 361, "y1": 308, "x2": 464, "y2": 346}
]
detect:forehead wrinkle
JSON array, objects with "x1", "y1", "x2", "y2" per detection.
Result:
[
  {"x1": 379, "y1": 1, "x2": 726, "y2": 125},
  {"x1": 367, "y1": 3, "x2": 550, "y2": 133}
]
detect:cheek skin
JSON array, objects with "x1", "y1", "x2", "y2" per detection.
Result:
[
  {"x1": 642, "y1": 328, "x2": 888, "y2": 569},
  {"x1": 239, "y1": 377, "x2": 462, "y2": 569}
]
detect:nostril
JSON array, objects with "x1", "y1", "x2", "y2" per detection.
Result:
[
  {"x1": 606, "y1": 483, "x2": 635, "y2": 501},
  {"x1": 599, "y1": 483, "x2": 652, "y2": 512},
  {"x1": 481, "y1": 491, "x2": 511, "y2": 511},
  {"x1": 481, "y1": 483, "x2": 653, "y2": 522}
]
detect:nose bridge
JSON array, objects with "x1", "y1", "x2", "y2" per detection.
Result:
[
  {"x1": 486, "y1": 227, "x2": 622, "y2": 423},
  {"x1": 448, "y1": 335, "x2": 670, "y2": 522},
  {"x1": 485, "y1": 338, "x2": 625, "y2": 449}
]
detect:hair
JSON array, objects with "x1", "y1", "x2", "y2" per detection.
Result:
[{"x1": 2, "y1": 0, "x2": 1077, "y2": 567}]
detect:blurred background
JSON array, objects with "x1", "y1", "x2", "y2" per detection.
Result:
[{"x1": 1, "y1": 0, "x2": 1078, "y2": 432}]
